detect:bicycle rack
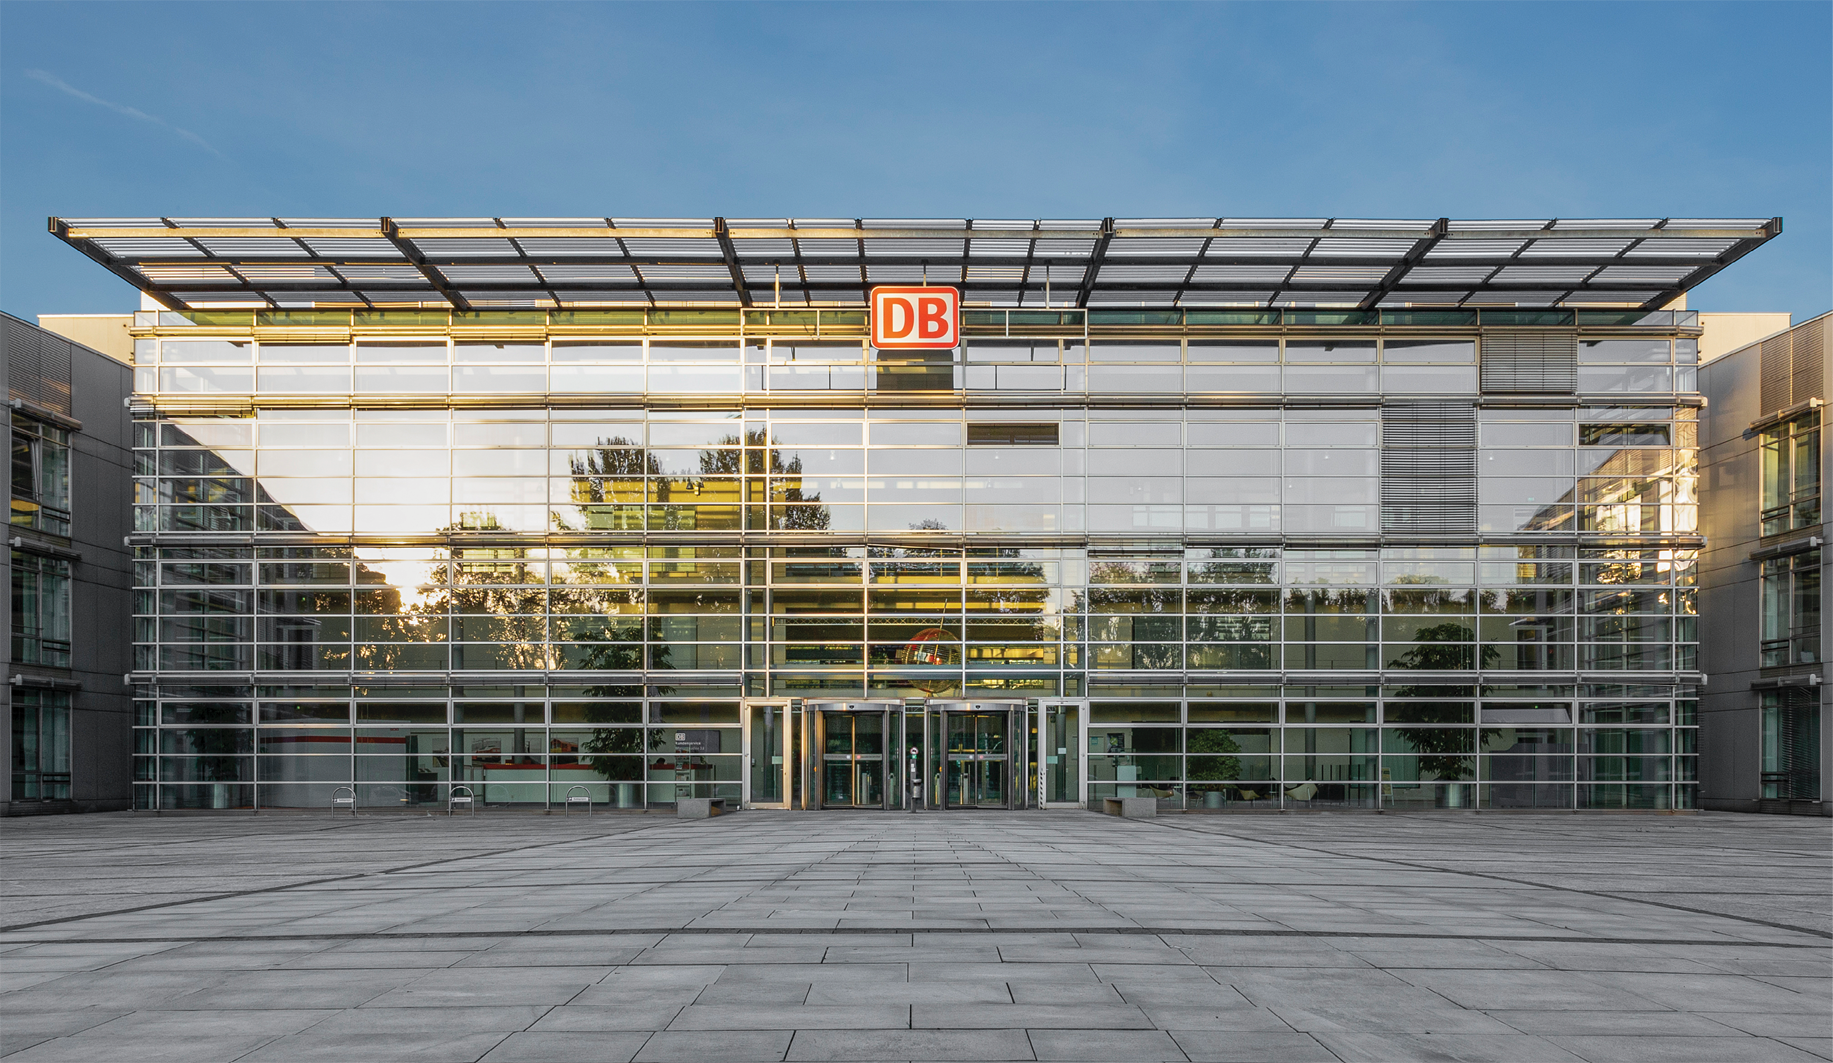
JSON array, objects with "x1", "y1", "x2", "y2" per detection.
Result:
[
  {"x1": 331, "y1": 786, "x2": 355, "y2": 817},
  {"x1": 563, "y1": 785, "x2": 592, "y2": 816},
  {"x1": 448, "y1": 785, "x2": 477, "y2": 815}
]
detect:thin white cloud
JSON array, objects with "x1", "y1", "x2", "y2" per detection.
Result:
[{"x1": 25, "y1": 69, "x2": 226, "y2": 159}]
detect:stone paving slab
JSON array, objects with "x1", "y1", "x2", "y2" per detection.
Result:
[{"x1": 1, "y1": 810, "x2": 1829, "y2": 1061}]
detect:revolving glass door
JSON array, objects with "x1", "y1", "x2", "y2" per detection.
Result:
[
  {"x1": 817, "y1": 704, "x2": 893, "y2": 809},
  {"x1": 926, "y1": 701, "x2": 1023, "y2": 809}
]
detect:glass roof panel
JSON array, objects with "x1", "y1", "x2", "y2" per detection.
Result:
[{"x1": 50, "y1": 215, "x2": 1778, "y2": 312}]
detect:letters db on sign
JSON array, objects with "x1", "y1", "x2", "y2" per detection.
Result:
[{"x1": 870, "y1": 286, "x2": 959, "y2": 349}]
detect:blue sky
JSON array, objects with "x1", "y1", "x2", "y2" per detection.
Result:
[{"x1": 3, "y1": 1, "x2": 1827, "y2": 320}]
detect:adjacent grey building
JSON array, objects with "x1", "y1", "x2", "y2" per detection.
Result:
[
  {"x1": 1699, "y1": 313, "x2": 1831, "y2": 815},
  {"x1": 0, "y1": 313, "x2": 135, "y2": 815}
]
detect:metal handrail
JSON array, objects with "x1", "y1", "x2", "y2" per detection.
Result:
[
  {"x1": 563, "y1": 785, "x2": 592, "y2": 816},
  {"x1": 448, "y1": 785, "x2": 476, "y2": 815},
  {"x1": 331, "y1": 786, "x2": 355, "y2": 817}
]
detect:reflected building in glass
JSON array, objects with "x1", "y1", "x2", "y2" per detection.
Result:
[{"x1": 48, "y1": 215, "x2": 1783, "y2": 813}]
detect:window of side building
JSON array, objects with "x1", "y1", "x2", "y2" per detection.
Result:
[
  {"x1": 1760, "y1": 411, "x2": 1820, "y2": 536},
  {"x1": 11, "y1": 416, "x2": 71, "y2": 535},
  {"x1": 12, "y1": 552, "x2": 73, "y2": 667},
  {"x1": 1760, "y1": 551, "x2": 1820, "y2": 668},
  {"x1": 11, "y1": 689, "x2": 71, "y2": 801},
  {"x1": 1761, "y1": 689, "x2": 1821, "y2": 802}
]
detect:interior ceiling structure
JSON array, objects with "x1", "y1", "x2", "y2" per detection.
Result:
[{"x1": 49, "y1": 216, "x2": 1781, "y2": 313}]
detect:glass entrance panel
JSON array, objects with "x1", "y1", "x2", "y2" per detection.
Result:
[
  {"x1": 944, "y1": 709, "x2": 1010, "y2": 808},
  {"x1": 1043, "y1": 703, "x2": 1080, "y2": 805},
  {"x1": 820, "y1": 710, "x2": 886, "y2": 808},
  {"x1": 748, "y1": 703, "x2": 785, "y2": 806}
]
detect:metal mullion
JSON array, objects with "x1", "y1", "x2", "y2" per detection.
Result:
[
  {"x1": 379, "y1": 217, "x2": 473, "y2": 311},
  {"x1": 503, "y1": 230, "x2": 563, "y2": 309},
  {"x1": 788, "y1": 219, "x2": 811, "y2": 300},
  {"x1": 1016, "y1": 222, "x2": 1038, "y2": 305},
  {"x1": 178, "y1": 229, "x2": 279, "y2": 309},
  {"x1": 1266, "y1": 245, "x2": 1314, "y2": 309},
  {"x1": 627, "y1": 264, "x2": 655, "y2": 308},
  {"x1": 220, "y1": 265, "x2": 280, "y2": 309},
  {"x1": 1262, "y1": 219, "x2": 1337, "y2": 308},
  {"x1": 1456, "y1": 221, "x2": 1551, "y2": 307},
  {"x1": 1356, "y1": 218, "x2": 1449, "y2": 311},
  {"x1": 855, "y1": 219, "x2": 867, "y2": 304},
  {"x1": 1074, "y1": 218, "x2": 1116, "y2": 309},
  {"x1": 1639, "y1": 226, "x2": 1778, "y2": 311},
  {"x1": 713, "y1": 218, "x2": 752, "y2": 308},
  {"x1": 274, "y1": 218, "x2": 361, "y2": 308},
  {"x1": 1171, "y1": 218, "x2": 1220, "y2": 308},
  {"x1": 317, "y1": 264, "x2": 377, "y2": 309},
  {"x1": 957, "y1": 220, "x2": 972, "y2": 291},
  {"x1": 606, "y1": 223, "x2": 654, "y2": 309}
]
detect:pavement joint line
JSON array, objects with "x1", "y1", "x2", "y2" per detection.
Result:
[
  {"x1": 0, "y1": 820, "x2": 682, "y2": 934},
  {"x1": 2, "y1": 927, "x2": 1824, "y2": 947},
  {"x1": 1138, "y1": 815, "x2": 1833, "y2": 940}
]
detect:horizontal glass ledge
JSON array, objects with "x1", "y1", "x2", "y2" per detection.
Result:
[
  {"x1": 127, "y1": 395, "x2": 1703, "y2": 415},
  {"x1": 127, "y1": 668, "x2": 1701, "y2": 683},
  {"x1": 127, "y1": 531, "x2": 1708, "y2": 545},
  {"x1": 133, "y1": 308, "x2": 1704, "y2": 331}
]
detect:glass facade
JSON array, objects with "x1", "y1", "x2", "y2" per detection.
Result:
[{"x1": 127, "y1": 309, "x2": 1701, "y2": 811}]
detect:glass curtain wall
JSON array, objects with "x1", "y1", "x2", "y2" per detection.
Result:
[{"x1": 127, "y1": 315, "x2": 1702, "y2": 811}]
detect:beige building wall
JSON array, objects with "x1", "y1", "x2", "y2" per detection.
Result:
[
  {"x1": 36, "y1": 315, "x2": 134, "y2": 364},
  {"x1": 1700, "y1": 312, "x2": 1793, "y2": 364}
]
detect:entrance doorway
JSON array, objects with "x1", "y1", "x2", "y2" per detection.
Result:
[
  {"x1": 807, "y1": 701, "x2": 900, "y2": 810},
  {"x1": 944, "y1": 708, "x2": 1008, "y2": 807},
  {"x1": 820, "y1": 707, "x2": 888, "y2": 809},
  {"x1": 926, "y1": 701, "x2": 1024, "y2": 810},
  {"x1": 772, "y1": 698, "x2": 1031, "y2": 811},
  {"x1": 1040, "y1": 701, "x2": 1083, "y2": 807}
]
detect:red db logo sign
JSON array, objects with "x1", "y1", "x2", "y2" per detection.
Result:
[{"x1": 871, "y1": 286, "x2": 958, "y2": 349}]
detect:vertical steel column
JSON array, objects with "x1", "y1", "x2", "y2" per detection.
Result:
[
  {"x1": 789, "y1": 698, "x2": 808, "y2": 810},
  {"x1": 1025, "y1": 698, "x2": 1040, "y2": 809},
  {"x1": 905, "y1": 698, "x2": 925, "y2": 810}
]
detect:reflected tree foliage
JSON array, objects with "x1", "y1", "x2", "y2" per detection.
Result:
[
  {"x1": 1085, "y1": 562, "x2": 1180, "y2": 668},
  {"x1": 1388, "y1": 625, "x2": 1497, "y2": 782}
]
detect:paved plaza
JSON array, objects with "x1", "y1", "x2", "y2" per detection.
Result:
[{"x1": 1, "y1": 810, "x2": 1828, "y2": 1062}]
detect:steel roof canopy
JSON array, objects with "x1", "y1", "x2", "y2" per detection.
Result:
[{"x1": 49, "y1": 215, "x2": 1781, "y2": 314}]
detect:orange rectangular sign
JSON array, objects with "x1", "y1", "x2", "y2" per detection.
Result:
[{"x1": 870, "y1": 286, "x2": 959, "y2": 349}]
